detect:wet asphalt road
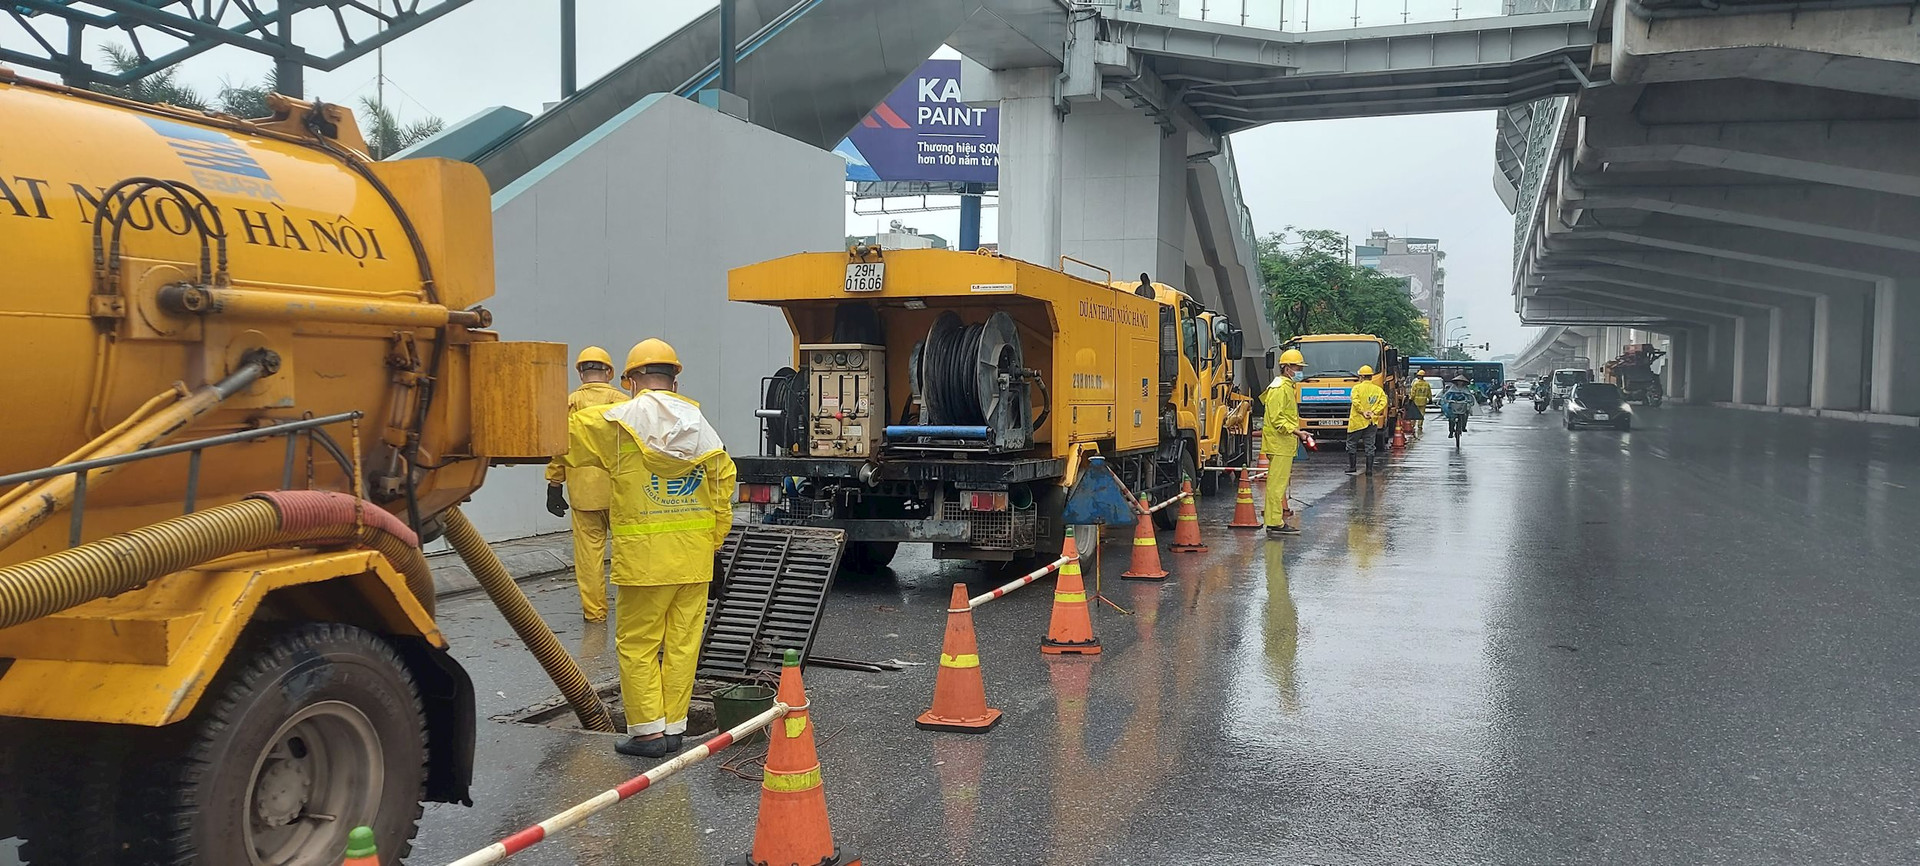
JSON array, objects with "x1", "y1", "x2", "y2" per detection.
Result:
[{"x1": 407, "y1": 405, "x2": 1920, "y2": 865}]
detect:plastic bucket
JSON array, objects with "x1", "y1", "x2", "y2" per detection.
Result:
[{"x1": 711, "y1": 682, "x2": 777, "y2": 745}]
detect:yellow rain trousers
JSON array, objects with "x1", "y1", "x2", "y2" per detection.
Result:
[
  {"x1": 546, "y1": 381, "x2": 630, "y2": 621},
  {"x1": 558, "y1": 390, "x2": 737, "y2": 735},
  {"x1": 1260, "y1": 378, "x2": 1301, "y2": 529}
]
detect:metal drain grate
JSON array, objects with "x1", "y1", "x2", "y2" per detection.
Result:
[{"x1": 699, "y1": 525, "x2": 847, "y2": 681}]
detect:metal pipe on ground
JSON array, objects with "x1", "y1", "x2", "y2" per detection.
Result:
[{"x1": 440, "y1": 507, "x2": 617, "y2": 733}]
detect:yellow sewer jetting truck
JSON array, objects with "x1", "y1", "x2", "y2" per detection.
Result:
[
  {"x1": 0, "y1": 70, "x2": 597, "y2": 862},
  {"x1": 728, "y1": 249, "x2": 1253, "y2": 567}
]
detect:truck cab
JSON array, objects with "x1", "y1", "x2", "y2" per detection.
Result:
[{"x1": 1279, "y1": 334, "x2": 1404, "y2": 441}]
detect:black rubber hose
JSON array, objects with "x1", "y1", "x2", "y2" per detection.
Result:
[{"x1": 925, "y1": 317, "x2": 986, "y2": 426}]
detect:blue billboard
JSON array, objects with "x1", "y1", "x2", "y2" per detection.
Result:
[{"x1": 837, "y1": 59, "x2": 998, "y2": 184}]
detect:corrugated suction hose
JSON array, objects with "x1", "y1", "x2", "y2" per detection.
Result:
[
  {"x1": 0, "y1": 491, "x2": 434, "y2": 632},
  {"x1": 440, "y1": 508, "x2": 618, "y2": 733}
]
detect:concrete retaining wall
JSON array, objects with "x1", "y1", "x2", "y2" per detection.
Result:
[{"x1": 456, "y1": 94, "x2": 844, "y2": 544}]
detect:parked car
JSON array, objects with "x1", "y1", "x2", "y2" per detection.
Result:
[
  {"x1": 1423, "y1": 376, "x2": 1446, "y2": 412},
  {"x1": 1564, "y1": 382, "x2": 1632, "y2": 430},
  {"x1": 1515, "y1": 381, "x2": 1536, "y2": 399}
]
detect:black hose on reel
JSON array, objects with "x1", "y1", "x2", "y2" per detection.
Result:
[{"x1": 923, "y1": 313, "x2": 988, "y2": 426}]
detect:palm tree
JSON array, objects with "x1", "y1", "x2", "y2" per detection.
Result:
[
  {"x1": 93, "y1": 44, "x2": 209, "y2": 110},
  {"x1": 89, "y1": 45, "x2": 444, "y2": 159},
  {"x1": 357, "y1": 97, "x2": 446, "y2": 159},
  {"x1": 216, "y1": 68, "x2": 279, "y2": 119}
]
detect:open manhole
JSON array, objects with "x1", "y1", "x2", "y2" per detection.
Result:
[{"x1": 492, "y1": 680, "x2": 746, "y2": 736}]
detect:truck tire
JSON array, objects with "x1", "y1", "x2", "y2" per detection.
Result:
[
  {"x1": 1151, "y1": 450, "x2": 1198, "y2": 531},
  {"x1": 842, "y1": 540, "x2": 900, "y2": 573},
  {"x1": 147, "y1": 623, "x2": 428, "y2": 865}
]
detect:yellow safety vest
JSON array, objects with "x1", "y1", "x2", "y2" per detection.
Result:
[
  {"x1": 1261, "y1": 379, "x2": 1300, "y2": 456},
  {"x1": 559, "y1": 392, "x2": 737, "y2": 586}
]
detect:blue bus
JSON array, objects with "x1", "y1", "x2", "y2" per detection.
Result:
[{"x1": 1409, "y1": 359, "x2": 1506, "y2": 398}]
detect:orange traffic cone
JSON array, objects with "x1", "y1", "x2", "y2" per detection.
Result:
[
  {"x1": 1120, "y1": 494, "x2": 1167, "y2": 580},
  {"x1": 1254, "y1": 452, "x2": 1270, "y2": 488},
  {"x1": 342, "y1": 827, "x2": 379, "y2": 866},
  {"x1": 916, "y1": 584, "x2": 1002, "y2": 733},
  {"x1": 730, "y1": 650, "x2": 860, "y2": 866},
  {"x1": 1393, "y1": 422, "x2": 1407, "y2": 449},
  {"x1": 1041, "y1": 530, "x2": 1101, "y2": 655},
  {"x1": 1169, "y1": 479, "x2": 1207, "y2": 553},
  {"x1": 1228, "y1": 469, "x2": 1261, "y2": 529}
]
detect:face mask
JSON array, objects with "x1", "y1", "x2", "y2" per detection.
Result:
[{"x1": 1288, "y1": 369, "x2": 1305, "y2": 382}]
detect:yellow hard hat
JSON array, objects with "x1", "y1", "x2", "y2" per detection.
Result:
[
  {"x1": 1278, "y1": 348, "x2": 1305, "y2": 366},
  {"x1": 575, "y1": 346, "x2": 613, "y2": 369},
  {"x1": 1417, "y1": 369, "x2": 1426, "y2": 376},
  {"x1": 1357, "y1": 365, "x2": 1375, "y2": 376},
  {"x1": 624, "y1": 338, "x2": 682, "y2": 377}
]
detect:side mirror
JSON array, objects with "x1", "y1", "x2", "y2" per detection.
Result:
[{"x1": 1264, "y1": 349, "x2": 1276, "y2": 371}]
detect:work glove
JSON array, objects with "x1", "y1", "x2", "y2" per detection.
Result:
[{"x1": 546, "y1": 484, "x2": 568, "y2": 518}]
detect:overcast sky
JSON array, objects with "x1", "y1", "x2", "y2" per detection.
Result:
[{"x1": 9, "y1": 0, "x2": 1534, "y2": 357}]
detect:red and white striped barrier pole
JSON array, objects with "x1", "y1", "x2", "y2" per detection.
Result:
[
  {"x1": 1203, "y1": 465, "x2": 1268, "y2": 482},
  {"x1": 1145, "y1": 492, "x2": 1184, "y2": 514},
  {"x1": 443, "y1": 702, "x2": 791, "y2": 866},
  {"x1": 969, "y1": 553, "x2": 1072, "y2": 609}
]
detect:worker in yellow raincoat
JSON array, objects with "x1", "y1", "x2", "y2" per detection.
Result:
[
  {"x1": 1345, "y1": 365, "x2": 1389, "y2": 476},
  {"x1": 545, "y1": 347, "x2": 629, "y2": 622},
  {"x1": 1261, "y1": 349, "x2": 1311, "y2": 537},
  {"x1": 558, "y1": 339, "x2": 737, "y2": 758},
  {"x1": 1409, "y1": 371, "x2": 1432, "y2": 437}
]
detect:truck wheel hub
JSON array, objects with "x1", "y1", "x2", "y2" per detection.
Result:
[{"x1": 245, "y1": 701, "x2": 385, "y2": 864}]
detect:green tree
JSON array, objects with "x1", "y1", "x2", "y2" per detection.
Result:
[
  {"x1": 357, "y1": 97, "x2": 445, "y2": 159},
  {"x1": 91, "y1": 47, "x2": 443, "y2": 160},
  {"x1": 1258, "y1": 228, "x2": 1431, "y2": 356},
  {"x1": 93, "y1": 44, "x2": 209, "y2": 110},
  {"x1": 215, "y1": 69, "x2": 279, "y2": 119}
]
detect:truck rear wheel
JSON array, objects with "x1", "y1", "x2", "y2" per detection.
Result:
[
  {"x1": 19, "y1": 624, "x2": 429, "y2": 866},
  {"x1": 1151, "y1": 450, "x2": 1198, "y2": 531},
  {"x1": 13, "y1": 624, "x2": 428, "y2": 865},
  {"x1": 170, "y1": 623, "x2": 428, "y2": 865},
  {"x1": 842, "y1": 540, "x2": 900, "y2": 573}
]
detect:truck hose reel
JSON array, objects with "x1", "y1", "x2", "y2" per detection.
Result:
[{"x1": 917, "y1": 311, "x2": 1034, "y2": 439}]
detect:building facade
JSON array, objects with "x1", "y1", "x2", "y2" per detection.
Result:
[{"x1": 1354, "y1": 230, "x2": 1445, "y2": 346}]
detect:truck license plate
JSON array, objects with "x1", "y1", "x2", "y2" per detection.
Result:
[
  {"x1": 845, "y1": 262, "x2": 885, "y2": 292},
  {"x1": 1592, "y1": 412, "x2": 1609, "y2": 420}
]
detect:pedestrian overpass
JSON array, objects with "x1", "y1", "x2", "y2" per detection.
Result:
[{"x1": 403, "y1": 0, "x2": 1598, "y2": 384}]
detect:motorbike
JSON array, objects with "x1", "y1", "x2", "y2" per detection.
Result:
[
  {"x1": 1624, "y1": 380, "x2": 1665, "y2": 407},
  {"x1": 1534, "y1": 391, "x2": 1551, "y2": 414}
]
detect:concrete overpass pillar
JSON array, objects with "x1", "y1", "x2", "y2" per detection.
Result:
[
  {"x1": 1872, "y1": 283, "x2": 1920, "y2": 416},
  {"x1": 1706, "y1": 323, "x2": 1736, "y2": 403},
  {"x1": 1769, "y1": 303, "x2": 1814, "y2": 408},
  {"x1": 1813, "y1": 292, "x2": 1870, "y2": 411},
  {"x1": 989, "y1": 69, "x2": 1064, "y2": 266},
  {"x1": 1058, "y1": 98, "x2": 1187, "y2": 283},
  {"x1": 1671, "y1": 331, "x2": 1694, "y2": 402},
  {"x1": 1732, "y1": 314, "x2": 1771, "y2": 404}
]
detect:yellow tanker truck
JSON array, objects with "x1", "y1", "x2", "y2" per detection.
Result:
[
  {"x1": 0, "y1": 70, "x2": 604, "y2": 862},
  {"x1": 727, "y1": 249, "x2": 1253, "y2": 567}
]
